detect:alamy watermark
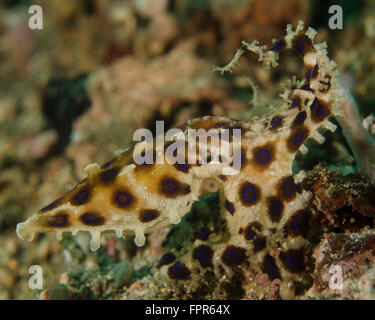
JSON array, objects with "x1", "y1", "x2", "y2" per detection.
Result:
[
  {"x1": 328, "y1": 5, "x2": 343, "y2": 30},
  {"x1": 28, "y1": 265, "x2": 43, "y2": 290},
  {"x1": 28, "y1": 5, "x2": 43, "y2": 30},
  {"x1": 27, "y1": 4, "x2": 343, "y2": 31},
  {"x1": 328, "y1": 265, "x2": 343, "y2": 290},
  {"x1": 132, "y1": 121, "x2": 242, "y2": 175}
]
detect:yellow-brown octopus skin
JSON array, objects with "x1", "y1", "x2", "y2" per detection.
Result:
[{"x1": 16, "y1": 21, "x2": 343, "y2": 298}]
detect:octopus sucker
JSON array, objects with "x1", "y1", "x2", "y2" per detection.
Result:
[{"x1": 16, "y1": 21, "x2": 346, "y2": 299}]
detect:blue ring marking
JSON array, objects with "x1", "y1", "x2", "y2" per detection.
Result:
[
  {"x1": 144, "y1": 213, "x2": 155, "y2": 221},
  {"x1": 258, "y1": 150, "x2": 270, "y2": 163},
  {"x1": 194, "y1": 245, "x2": 213, "y2": 268},
  {"x1": 254, "y1": 237, "x2": 266, "y2": 250},
  {"x1": 284, "y1": 181, "x2": 294, "y2": 194},
  {"x1": 271, "y1": 201, "x2": 281, "y2": 214},
  {"x1": 242, "y1": 185, "x2": 257, "y2": 202},
  {"x1": 291, "y1": 98, "x2": 300, "y2": 107},
  {"x1": 42, "y1": 200, "x2": 59, "y2": 211},
  {"x1": 291, "y1": 217, "x2": 301, "y2": 230},
  {"x1": 246, "y1": 228, "x2": 257, "y2": 240},
  {"x1": 198, "y1": 250, "x2": 211, "y2": 267},
  {"x1": 313, "y1": 102, "x2": 324, "y2": 116},
  {"x1": 301, "y1": 84, "x2": 311, "y2": 91},
  {"x1": 198, "y1": 248, "x2": 209, "y2": 259},
  {"x1": 267, "y1": 260, "x2": 277, "y2": 271},
  {"x1": 177, "y1": 164, "x2": 188, "y2": 171},
  {"x1": 199, "y1": 252, "x2": 207, "y2": 259},
  {"x1": 270, "y1": 117, "x2": 281, "y2": 127},
  {"x1": 116, "y1": 192, "x2": 131, "y2": 206},
  {"x1": 286, "y1": 256, "x2": 295, "y2": 268},
  {"x1": 225, "y1": 200, "x2": 234, "y2": 214},
  {"x1": 296, "y1": 39, "x2": 304, "y2": 53},
  {"x1": 74, "y1": 190, "x2": 89, "y2": 204},
  {"x1": 311, "y1": 98, "x2": 324, "y2": 116},
  {"x1": 101, "y1": 159, "x2": 115, "y2": 169},
  {"x1": 171, "y1": 262, "x2": 182, "y2": 273},
  {"x1": 312, "y1": 64, "x2": 319, "y2": 76},
  {"x1": 162, "y1": 180, "x2": 177, "y2": 193},
  {"x1": 306, "y1": 70, "x2": 311, "y2": 81},
  {"x1": 159, "y1": 253, "x2": 175, "y2": 265},
  {"x1": 225, "y1": 249, "x2": 242, "y2": 264},
  {"x1": 271, "y1": 40, "x2": 283, "y2": 51},
  {"x1": 316, "y1": 105, "x2": 324, "y2": 115},
  {"x1": 283, "y1": 226, "x2": 288, "y2": 236},
  {"x1": 312, "y1": 97, "x2": 319, "y2": 107},
  {"x1": 81, "y1": 213, "x2": 99, "y2": 224},
  {"x1": 196, "y1": 231, "x2": 209, "y2": 240},
  {"x1": 265, "y1": 257, "x2": 278, "y2": 279},
  {"x1": 102, "y1": 169, "x2": 116, "y2": 181},
  {"x1": 295, "y1": 112, "x2": 306, "y2": 125},
  {"x1": 49, "y1": 214, "x2": 67, "y2": 227},
  {"x1": 294, "y1": 133, "x2": 304, "y2": 145}
]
